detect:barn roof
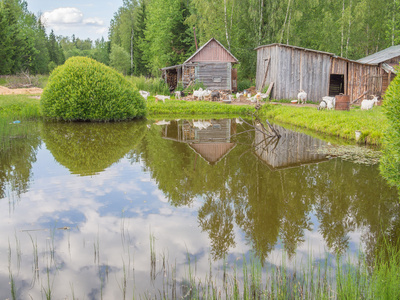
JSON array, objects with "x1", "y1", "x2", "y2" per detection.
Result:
[
  {"x1": 184, "y1": 38, "x2": 239, "y2": 64},
  {"x1": 255, "y1": 43, "x2": 337, "y2": 57},
  {"x1": 357, "y1": 45, "x2": 400, "y2": 64},
  {"x1": 255, "y1": 43, "x2": 378, "y2": 66},
  {"x1": 189, "y1": 143, "x2": 236, "y2": 165}
]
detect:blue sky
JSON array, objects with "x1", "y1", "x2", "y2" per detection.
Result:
[{"x1": 25, "y1": 0, "x2": 123, "y2": 41}]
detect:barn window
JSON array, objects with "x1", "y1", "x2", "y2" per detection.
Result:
[{"x1": 213, "y1": 77, "x2": 222, "y2": 83}]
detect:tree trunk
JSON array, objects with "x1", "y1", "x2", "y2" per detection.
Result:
[
  {"x1": 130, "y1": 28, "x2": 134, "y2": 73},
  {"x1": 224, "y1": 0, "x2": 231, "y2": 51}
]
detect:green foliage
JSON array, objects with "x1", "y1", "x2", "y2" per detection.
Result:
[
  {"x1": 109, "y1": 44, "x2": 131, "y2": 75},
  {"x1": 380, "y1": 70, "x2": 400, "y2": 189},
  {"x1": 128, "y1": 75, "x2": 170, "y2": 95},
  {"x1": 41, "y1": 57, "x2": 146, "y2": 121},
  {"x1": 237, "y1": 79, "x2": 254, "y2": 92}
]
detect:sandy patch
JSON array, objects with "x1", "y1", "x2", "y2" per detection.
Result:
[{"x1": 0, "y1": 85, "x2": 43, "y2": 95}]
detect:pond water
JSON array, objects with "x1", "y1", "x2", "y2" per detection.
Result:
[{"x1": 0, "y1": 118, "x2": 399, "y2": 299}]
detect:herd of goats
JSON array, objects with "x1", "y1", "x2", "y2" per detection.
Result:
[{"x1": 138, "y1": 88, "x2": 379, "y2": 110}]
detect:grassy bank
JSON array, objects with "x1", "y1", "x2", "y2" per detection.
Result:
[
  {"x1": 260, "y1": 103, "x2": 386, "y2": 145},
  {"x1": 0, "y1": 94, "x2": 387, "y2": 145},
  {"x1": 146, "y1": 97, "x2": 255, "y2": 116}
]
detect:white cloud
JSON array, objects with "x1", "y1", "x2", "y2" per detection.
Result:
[
  {"x1": 83, "y1": 17, "x2": 104, "y2": 26},
  {"x1": 42, "y1": 7, "x2": 84, "y2": 25}
]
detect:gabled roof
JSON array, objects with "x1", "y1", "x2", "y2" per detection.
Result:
[
  {"x1": 357, "y1": 45, "x2": 400, "y2": 64},
  {"x1": 189, "y1": 143, "x2": 236, "y2": 165},
  {"x1": 184, "y1": 38, "x2": 239, "y2": 64}
]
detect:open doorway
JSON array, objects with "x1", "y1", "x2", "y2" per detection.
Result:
[{"x1": 329, "y1": 74, "x2": 345, "y2": 96}]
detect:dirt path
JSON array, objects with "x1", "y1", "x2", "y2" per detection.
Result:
[{"x1": 0, "y1": 85, "x2": 43, "y2": 95}]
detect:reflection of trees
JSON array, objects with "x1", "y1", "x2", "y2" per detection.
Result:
[
  {"x1": 198, "y1": 194, "x2": 235, "y2": 260},
  {"x1": 42, "y1": 121, "x2": 146, "y2": 176},
  {"x1": 0, "y1": 121, "x2": 41, "y2": 202},
  {"x1": 131, "y1": 120, "x2": 400, "y2": 263}
]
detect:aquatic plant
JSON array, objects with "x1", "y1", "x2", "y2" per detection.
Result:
[{"x1": 41, "y1": 57, "x2": 146, "y2": 121}]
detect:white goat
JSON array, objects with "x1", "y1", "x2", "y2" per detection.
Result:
[
  {"x1": 155, "y1": 95, "x2": 170, "y2": 103},
  {"x1": 321, "y1": 96, "x2": 335, "y2": 110},
  {"x1": 361, "y1": 96, "x2": 378, "y2": 110},
  {"x1": 193, "y1": 88, "x2": 212, "y2": 100},
  {"x1": 297, "y1": 90, "x2": 307, "y2": 104},
  {"x1": 174, "y1": 91, "x2": 184, "y2": 99},
  {"x1": 139, "y1": 90, "x2": 150, "y2": 100}
]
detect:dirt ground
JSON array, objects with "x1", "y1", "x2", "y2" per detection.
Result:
[{"x1": 0, "y1": 85, "x2": 43, "y2": 95}]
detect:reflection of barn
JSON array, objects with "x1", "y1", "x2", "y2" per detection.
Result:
[
  {"x1": 254, "y1": 125, "x2": 327, "y2": 170},
  {"x1": 255, "y1": 44, "x2": 398, "y2": 103},
  {"x1": 158, "y1": 119, "x2": 237, "y2": 165},
  {"x1": 161, "y1": 38, "x2": 239, "y2": 92}
]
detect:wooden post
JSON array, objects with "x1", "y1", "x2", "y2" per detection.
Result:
[{"x1": 261, "y1": 58, "x2": 270, "y2": 91}]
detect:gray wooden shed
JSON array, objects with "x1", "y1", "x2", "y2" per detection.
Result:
[
  {"x1": 255, "y1": 44, "x2": 386, "y2": 103},
  {"x1": 161, "y1": 38, "x2": 239, "y2": 92}
]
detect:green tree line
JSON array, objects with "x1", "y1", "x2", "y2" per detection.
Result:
[
  {"x1": 2, "y1": 0, "x2": 400, "y2": 78},
  {"x1": 109, "y1": 0, "x2": 400, "y2": 78}
]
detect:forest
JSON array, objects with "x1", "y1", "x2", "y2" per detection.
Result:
[{"x1": 1, "y1": 0, "x2": 400, "y2": 79}]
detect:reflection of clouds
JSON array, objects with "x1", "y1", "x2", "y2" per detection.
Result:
[{"x1": 0, "y1": 146, "x2": 366, "y2": 298}]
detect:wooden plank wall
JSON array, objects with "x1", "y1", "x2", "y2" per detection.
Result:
[
  {"x1": 256, "y1": 45, "x2": 331, "y2": 102},
  {"x1": 254, "y1": 125, "x2": 327, "y2": 169},
  {"x1": 347, "y1": 63, "x2": 383, "y2": 102},
  {"x1": 196, "y1": 62, "x2": 232, "y2": 90}
]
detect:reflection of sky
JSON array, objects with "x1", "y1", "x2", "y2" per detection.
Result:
[{"x1": 0, "y1": 143, "x2": 361, "y2": 299}]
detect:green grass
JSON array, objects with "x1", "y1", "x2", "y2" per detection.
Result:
[
  {"x1": 0, "y1": 94, "x2": 42, "y2": 119},
  {"x1": 146, "y1": 97, "x2": 255, "y2": 116},
  {"x1": 260, "y1": 104, "x2": 386, "y2": 145}
]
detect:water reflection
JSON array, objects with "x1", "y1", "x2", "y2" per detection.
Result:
[
  {"x1": 254, "y1": 125, "x2": 327, "y2": 169},
  {"x1": 41, "y1": 121, "x2": 147, "y2": 176},
  {"x1": 0, "y1": 118, "x2": 399, "y2": 298}
]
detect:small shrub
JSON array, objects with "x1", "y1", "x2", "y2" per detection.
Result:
[{"x1": 41, "y1": 57, "x2": 146, "y2": 121}]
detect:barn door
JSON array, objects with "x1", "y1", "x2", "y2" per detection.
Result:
[{"x1": 231, "y1": 68, "x2": 237, "y2": 92}]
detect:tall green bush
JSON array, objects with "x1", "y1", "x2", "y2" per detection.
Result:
[
  {"x1": 380, "y1": 72, "x2": 400, "y2": 189},
  {"x1": 41, "y1": 57, "x2": 146, "y2": 121}
]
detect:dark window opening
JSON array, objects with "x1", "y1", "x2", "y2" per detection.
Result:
[{"x1": 329, "y1": 74, "x2": 345, "y2": 96}]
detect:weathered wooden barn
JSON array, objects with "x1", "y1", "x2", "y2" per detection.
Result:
[
  {"x1": 357, "y1": 45, "x2": 400, "y2": 93},
  {"x1": 161, "y1": 38, "x2": 239, "y2": 92},
  {"x1": 255, "y1": 44, "x2": 397, "y2": 103}
]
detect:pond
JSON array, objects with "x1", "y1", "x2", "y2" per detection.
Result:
[{"x1": 0, "y1": 118, "x2": 399, "y2": 299}]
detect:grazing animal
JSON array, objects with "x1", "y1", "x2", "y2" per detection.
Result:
[
  {"x1": 193, "y1": 88, "x2": 212, "y2": 100},
  {"x1": 139, "y1": 90, "x2": 150, "y2": 100},
  {"x1": 361, "y1": 96, "x2": 378, "y2": 110},
  {"x1": 236, "y1": 92, "x2": 243, "y2": 100},
  {"x1": 297, "y1": 90, "x2": 307, "y2": 104},
  {"x1": 321, "y1": 96, "x2": 335, "y2": 110},
  {"x1": 211, "y1": 91, "x2": 221, "y2": 101},
  {"x1": 174, "y1": 90, "x2": 185, "y2": 99},
  {"x1": 155, "y1": 95, "x2": 170, "y2": 103}
]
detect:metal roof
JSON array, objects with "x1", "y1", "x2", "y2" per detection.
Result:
[{"x1": 357, "y1": 45, "x2": 400, "y2": 64}]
